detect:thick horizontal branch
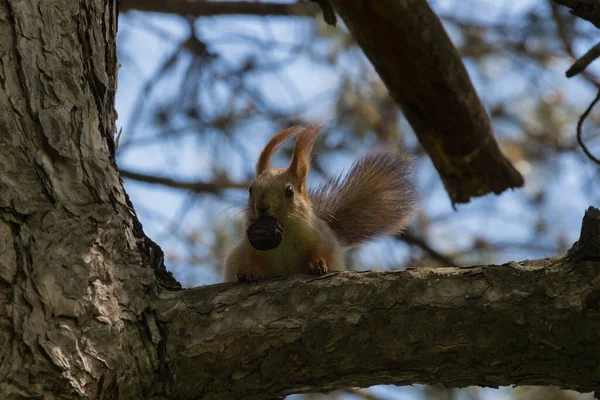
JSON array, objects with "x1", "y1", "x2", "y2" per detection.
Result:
[
  {"x1": 328, "y1": 0, "x2": 524, "y2": 204},
  {"x1": 119, "y1": 169, "x2": 247, "y2": 193},
  {"x1": 119, "y1": 0, "x2": 319, "y2": 18},
  {"x1": 151, "y1": 209, "x2": 600, "y2": 399}
]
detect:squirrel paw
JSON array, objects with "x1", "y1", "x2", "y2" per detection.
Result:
[
  {"x1": 236, "y1": 272, "x2": 262, "y2": 282},
  {"x1": 308, "y1": 258, "x2": 328, "y2": 275}
]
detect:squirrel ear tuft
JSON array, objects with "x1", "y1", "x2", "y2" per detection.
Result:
[
  {"x1": 288, "y1": 124, "x2": 323, "y2": 190},
  {"x1": 256, "y1": 126, "x2": 304, "y2": 175}
]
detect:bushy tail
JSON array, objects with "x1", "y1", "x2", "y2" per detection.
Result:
[{"x1": 310, "y1": 151, "x2": 417, "y2": 247}]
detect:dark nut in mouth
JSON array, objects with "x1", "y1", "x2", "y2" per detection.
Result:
[{"x1": 247, "y1": 216, "x2": 284, "y2": 251}]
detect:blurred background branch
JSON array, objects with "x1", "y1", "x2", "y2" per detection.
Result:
[{"x1": 120, "y1": 0, "x2": 320, "y2": 17}]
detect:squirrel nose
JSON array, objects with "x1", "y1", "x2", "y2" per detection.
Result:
[{"x1": 257, "y1": 203, "x2": 270, "y2": 215}]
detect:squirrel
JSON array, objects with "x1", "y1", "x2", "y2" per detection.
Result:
[{"x1": 223, "y1": 124, "x2": 416, "y2": 282}]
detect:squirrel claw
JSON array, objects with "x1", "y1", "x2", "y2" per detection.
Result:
[
  {"x1": 236, "y1": 272, "x2": 261, "y2": 282},
  {"x1": 308, "y1": 258, "x2": 328, "y2": 275}
]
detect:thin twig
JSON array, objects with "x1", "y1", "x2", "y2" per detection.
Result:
[
  {"x1": 396, "y1": 230, "x2": 458, "y2": 267},
  {"x1": 576, "y1": 89, "x2": 600, "y2": 166},
  {"x1": 340, "y1": 388, "x2": 386, "y2": 400},
  {"x1": 567, "y1": 42, "x2": 600, "y2": 78},
  {"x1": 549, "y1": 0, "x2": 600, "y2": 87},
  {"x1": 119, "y1": 169, "x2": 248, "y2": 193},
  {"x1": 309, "y1": 0, "x2": 337, "y2": 26}
]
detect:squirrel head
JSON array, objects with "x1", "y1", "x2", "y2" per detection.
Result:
[{"x1": 247, "y1": 125, "x2": 323, "y2": 226}]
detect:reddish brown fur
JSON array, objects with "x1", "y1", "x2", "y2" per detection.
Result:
[
  {"x1": 256, "y1": 126, "x2": 304, "y2": 175},
  {"x1": 310, "y1": 150, "x2": 416, "y2": 247},
  {"x1": 288, "y1": 124, "x2": 323, "y2": 194},
  {"x1": 223, "y1": 125, "x2": 415, "y2": 282},
  {"x1": 234, "y1": 245, "x2": 268, "y2": 281}
]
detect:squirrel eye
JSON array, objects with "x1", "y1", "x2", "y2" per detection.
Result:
[
  {"x1": 248, "y1": 186, "x2": 253, "y2": 195},
  {"x1": 285, "y1": 185, "x2": 294, "y2": 198}
]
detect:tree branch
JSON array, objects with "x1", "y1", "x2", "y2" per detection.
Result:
[
  {"x1": 119, "y1": 0, "x2": 319, "y2": 18},
  {"x1": 4, "y1": 0, "x2": 598, "y2": 397},
  {"x1": 119, "y1": 168, "x2": 248, "y2": 193},
  {"x1": 151, "y1": 208, "x2": 600, "y2": 399},
  {"x1": 566, "y1": 41, "x2": 600, "y2": 78},
  {"x1": 327, "y1": 0, "x2": 524, "y2": 205},
  {"x1": 576, "y1": 88, "x2": 600, "y2": 165},
  {"x1": 552, "y1": 0, "x2": 600, "y2": 28},
  {"x1": 396, "y1": 230, "x2": 458, "y2": 267}
]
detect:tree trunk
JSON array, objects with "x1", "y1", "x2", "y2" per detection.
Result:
[
  {"x1": 0, "y1": 0, "x2": 168, "y2": 397},
  {"x1": 1, "y1": 1, "x2": 599, "y2": 399}
]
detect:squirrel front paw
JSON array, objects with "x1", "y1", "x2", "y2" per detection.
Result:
[
  {"x1": 307, "y1": 258, "x2": 328, "y2": 275},
  {"x1": 236, "y1": 272, "x2": 263, "y2": 282}
]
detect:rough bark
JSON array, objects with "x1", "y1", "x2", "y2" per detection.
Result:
[
  {"x1": 151, "y1": 208, "x2": 600, "y2": 399},
  {"x1": 0, "y1": 0, "x2": 168, "y2": 397},
  {"x1": 1, "y1": 1, "x2": 600, "y2": 399},
  {"x1": 325, "y1": 0, "x2": 524, "y2": 204}
]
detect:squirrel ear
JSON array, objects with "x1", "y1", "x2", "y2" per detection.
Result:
[
  {"x1": 256, "y1": 126, "x2": 304, "y2": 175},
  {"x1": 288, "y1": 124, "x2": 323, "y2": 190}
]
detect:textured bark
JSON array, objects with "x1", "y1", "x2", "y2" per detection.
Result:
[
  {"x1": 0, "y1": 0, "x2": 168, "y2": 398},
  {"x1": 152, "y1": 207, "x2": 600, "y2": 399},
  {"x1": 328, "y1": 0, "x2": 524, "y2": 205}
]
